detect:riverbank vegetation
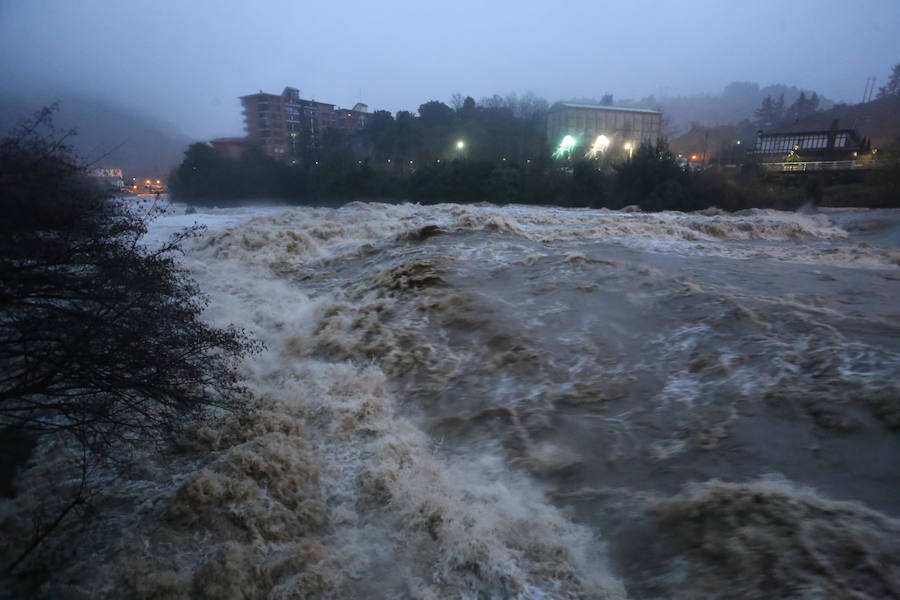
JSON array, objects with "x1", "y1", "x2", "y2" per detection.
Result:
[
  {"x1": 169, "y1": 94, "x2": 900, "y2": 210},
  {"x1": 0, "y1": 108, "x2": 258, "y2": 593}
]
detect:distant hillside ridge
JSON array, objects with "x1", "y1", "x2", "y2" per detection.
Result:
[
  {"x1": 779, "y1": 96, "x2": 900, "y2": 149},
  {"x1": 617, "y1": 82, "x2": 836, "y2": 135}
]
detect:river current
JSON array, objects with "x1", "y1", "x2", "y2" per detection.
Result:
[{"x1": 25, "y1": 201, "x2": 900, "y2": 598}]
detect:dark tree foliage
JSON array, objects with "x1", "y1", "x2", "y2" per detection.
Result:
[
  {"x1": 169, "y1": 90, "x2": 887, "y2": 212},
  {"x1": 0, "y1": 108, "x2": 258, "y2": 455},
  {"x1": 569, "y1": 160, "x2": 612, "y2": 207},
  {"x1": 615, "y1": 140, "x2": 698, "y2": 211},
  {"x1": 754, "y1": 94, "x2": 788, "y2": 127},
  {"x1": 876, "y1": 63, "x2": 900, "y2": 98},
  {"x1": 409, "y1": 159, "x2": 497, "y2": 203},
  {"x1": 170, "y1": 142, "x2": 293, "y2": 201},
  {"x1": 787, "y1": 91, "x2": 820, "y2": 121}
]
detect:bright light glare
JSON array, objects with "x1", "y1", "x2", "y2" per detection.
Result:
[
  {"x1": 586, "y1": 134, "x2": 610, "y2": 158},
  {"x1": 553, "y1": 135, "x2": 576, "y2": 158},
  {"x1": 456, "y1": 140, "x2": 465, "y2": 149},
  {"x1": 624, "y1": 142, "x2": 632, "y2": 150}
]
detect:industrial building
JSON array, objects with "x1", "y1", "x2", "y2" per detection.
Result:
[
  {"x1": 239, "y1": 86, "x2": 370, "y2": 162},
  {"x1": 546, "y1": 102, "x2": 663, "y2": 158}
]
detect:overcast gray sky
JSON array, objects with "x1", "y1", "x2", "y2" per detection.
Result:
[{"x1": 2, "y1": 0, "x2": 898, "y2": 139}]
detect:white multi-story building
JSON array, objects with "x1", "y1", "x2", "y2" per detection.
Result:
[{"x1": 547, "y1": 102, "x2": 663, "y2": 157}]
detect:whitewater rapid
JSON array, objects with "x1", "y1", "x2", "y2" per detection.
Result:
[{"x1": 15, "y1": 201, "x2": 900, "y2": 598}]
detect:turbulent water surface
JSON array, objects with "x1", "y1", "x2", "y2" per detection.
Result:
[{"x1": 15, "y1": 202, "x2": 900, "y2": 598}]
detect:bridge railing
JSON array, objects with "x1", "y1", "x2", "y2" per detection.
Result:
[{"x1": 758, "y1": 160, "x2": 878, "y2": 172}]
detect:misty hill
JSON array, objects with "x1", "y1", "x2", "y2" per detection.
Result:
[
  {"x1": 0, "y1": 94, "x2": 193, "y2": 177},
  {"x1": 777, "y1": 95, "x2": 900, "y2": 148},
  {"x1": 621, "y1": 82, "x2": 835, "y2": 134}
]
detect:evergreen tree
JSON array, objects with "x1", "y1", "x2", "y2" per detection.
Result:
[
  {"x1": 754, "y1": 96, "x2": 778, "y2": 126},
  {"x1": 787, "y1": 92, "x2": 819, "y2": 121},
  {"x1": 877, "y1": 63, "x2": 900, "y2": 98}
]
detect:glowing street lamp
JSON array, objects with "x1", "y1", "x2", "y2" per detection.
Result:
[
  {"x1": 553, "y1": 135, "x2": 576, "y2": 159},
  {"x1": 586, "y1": 135, "x2": 610, "y2": 159},
  {"x1": 455, "y1": 140, "x2": 466, "y2": 160},
  {"x1": 624, "y1": 142, "x2": 633, "y2": 159}
]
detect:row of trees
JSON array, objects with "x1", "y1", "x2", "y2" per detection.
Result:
[
  {"x1": 170, "y1": 94, "x2": 554, "y2": 203},
  {"x1": 357, "y1": 94, "x2": 549, "y2": 166},
  {"x1": 753, "y1": 91, "x2": 822, "y2": 127},
  {"x1": 170, "y1": 71, "x2": 900, "y2": 210},
  {"x1": 171, "y1": 134, "x2": 805, "y2": 212}
]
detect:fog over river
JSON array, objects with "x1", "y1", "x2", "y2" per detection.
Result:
[{"x1": 45, "y1": 202, "x2": 900, "y2": 598}]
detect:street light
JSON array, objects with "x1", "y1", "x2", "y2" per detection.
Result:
[
  {"x1": 456, "y1": 140, "x2": 465, "y2": 150},
  {"x1": 587, "y1": 135, "x2": 610, "y2": 159},
  {"x1": 624, "y1": 142, "x2": 633, "y2": 159},
  {"x1": 553, "y1": 135, "x2": 576, "y2": 159}
]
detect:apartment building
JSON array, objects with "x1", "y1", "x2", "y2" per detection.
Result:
[{"x1": 240, "y1": 87, "x2": 370, "y2": 162}]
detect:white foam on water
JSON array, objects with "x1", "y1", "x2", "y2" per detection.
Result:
[{"x1": 6, "y1": 201, "x2": 899, "y2": 598}]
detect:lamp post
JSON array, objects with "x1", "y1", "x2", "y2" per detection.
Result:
[{"x1": 624, "y1": 142, "x2": 633, "y2": 160}]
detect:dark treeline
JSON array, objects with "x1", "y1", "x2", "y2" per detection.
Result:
[{"x1": 170, "y1": 93, "x2": 900, "y2": 211}]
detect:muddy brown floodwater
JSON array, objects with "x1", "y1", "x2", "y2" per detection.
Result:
[{"x1": 8, "y1": 202, "x2": 899, "y2": 599}]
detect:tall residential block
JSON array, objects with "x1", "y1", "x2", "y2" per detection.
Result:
[{"x1": 240, "y1": 86, "x2": 370, "y2": 162}]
